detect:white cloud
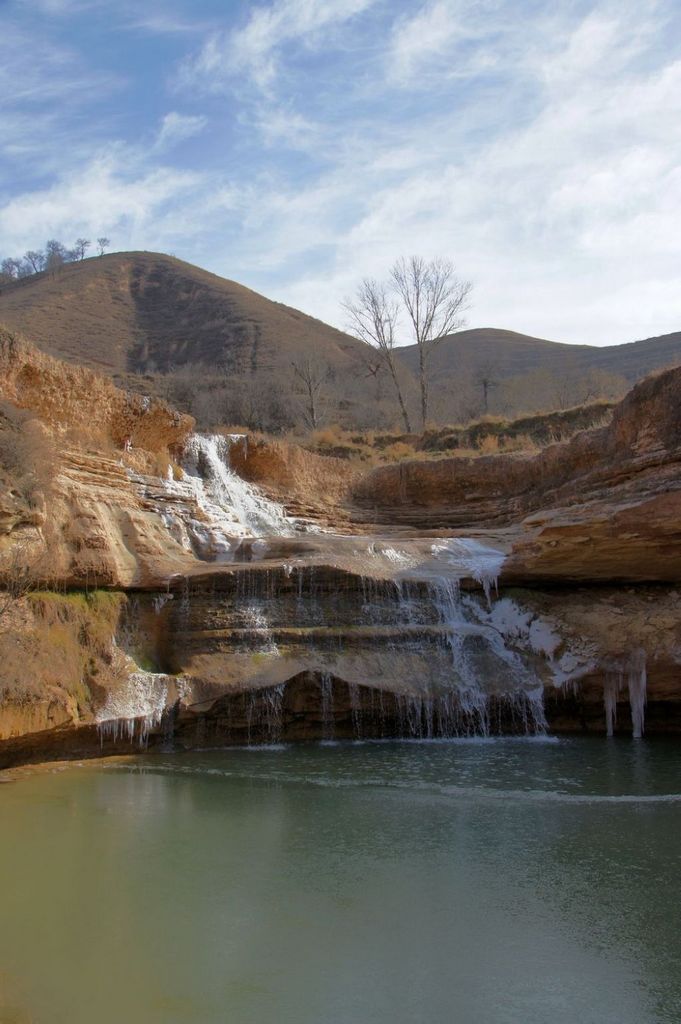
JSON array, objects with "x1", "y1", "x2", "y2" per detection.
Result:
[
  {"x1": 0, "y1": 22, "x2": 123, "y2": 175},
  {"x1": 215, "y1": 2, "x2": 681, "y2": 345},
  {"x1": 386, "y1": 0, "x2": 518, "y2": 87},
  {"x1": 181, "y1": 0, "x2": 377, "y2": 92},
  {"x1": 155, "y1": 112, "x2": 208, "y2": 150},
  {"x1": 3, "y1": 0, "x2": 681, "y2": 348},
  {"x1": 0, "y1": 151, "x2": 204, "y2": 252},
  {"x1": 388, "y1": 1, "x2": 468, "y2": 84}
]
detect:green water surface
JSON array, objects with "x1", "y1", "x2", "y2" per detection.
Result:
[{"x1": 1, "y1": 738, "x2": 680, "y2": 1024}]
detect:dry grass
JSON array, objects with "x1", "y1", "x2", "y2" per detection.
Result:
[
  {"x1": 0, "y1": 399, "x2": 56, "y2": 510},
  {"x1": 0, "y1": 590, "x2": 125, "y2": 706},
  {"x1": 0, "y1": 328, "x2": 194, "y2": 454},
  {"x1": 0, "y1": 252, "x2": 675, "y2": 436},
  {"x1": 299, "y1": 410, "x2": 571, "y2": 464}
]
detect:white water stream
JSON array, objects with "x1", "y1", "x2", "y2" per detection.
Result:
[
  {"x1": 182, "y1": 434, "x2": 295, "y2": 540},
  {"x1": 112, "y1": 434, "x2": 647, "y2": 741}
]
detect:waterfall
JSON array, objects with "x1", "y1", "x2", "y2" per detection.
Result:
[
  {"x1": 390, "y1": 547, "x2": 547, "y2": 738},
  {"x1": 348, "y1": 683, "x2": 362, "y2": 740},
  {"x1": 603, "y1": 673, "x2": 621, "y2": 737},
  {"x1": 96, "y1": 671, "x2": 178, "y2": 748},
  {"x1": 429, "y1": 578, "x2": 492, "y2": 735},
  {"x1": 182, "y1": 434, "x2": 295, "y2": 540},
  {"x1": 427, "y1": 538, "x2": 505, "y2": 604},
  {"x1": 246, "y1": 684, "x2": 286, "y2": 745},
  {"x1": 129, "y1": 432, "x2": 298, "y2": 562},
  {"x1": 389, "y1": 687, "x2": 546, "y2": 739},
  {"x1": 320, "y1": 672, "x2": 335, "y2": 742}
]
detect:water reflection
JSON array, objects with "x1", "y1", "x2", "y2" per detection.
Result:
[{"x1": 0, "y1": 739, "x2": 679, "y2": 1023}]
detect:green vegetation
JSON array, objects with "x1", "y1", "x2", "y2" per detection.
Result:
[{"x1": 1, "y1": 589, "x2": 125, "y2": 706}]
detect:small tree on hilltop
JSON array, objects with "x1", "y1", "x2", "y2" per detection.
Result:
[
  {"x1": 1, "y1": 257, "x2": 21, "y2": 279},
  {"x1": 24, "y1": 250, "x2": 45, "y2": 273},
  {"x1": 45, "y1": 239, "x2": 68, "y2": 275},
  {"x1": 97, "y1": 237, "x2": 110, "y2": 256},
  {"x1": 73, "y1": 238, "x2": 91, "y2": 260}
]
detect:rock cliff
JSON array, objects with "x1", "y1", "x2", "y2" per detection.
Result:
[
  {"x1": 351, "y1": 367, "x2": 681, "y2": 583},
  {"x1": 1, "y1": 335, "x2": 680, "y2": 766}
]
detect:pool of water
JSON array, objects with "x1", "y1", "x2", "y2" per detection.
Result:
[{"x1": 1, "y1": 738, "x2": 680, "y2": 1023}]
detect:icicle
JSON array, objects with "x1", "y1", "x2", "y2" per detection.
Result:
[
  {"x1": 95, "y1": 671, "x2": 178, "y2": 748},
  {"x1": 603, "y1": 673, "x2": 622, "y2": 737},
  {"x1": 319, "y1": 673, "x2": 335, "y2": 741},
  {"x1": 152, "y1": 593, "x2": 173, "y2": 615},
  {"x1": 627, "y1": 649, "x2": 647, "y2": 739}
]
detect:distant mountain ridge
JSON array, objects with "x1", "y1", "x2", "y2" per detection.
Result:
[
  {"x1": 395, "y1": 326, "x2": 681, "y2": 385},
  {"x1": 0, "y1": 251, "x2": 678, "y2": 426}
]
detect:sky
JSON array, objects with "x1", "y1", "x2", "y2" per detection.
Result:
[{"x1": 1, "y1": 0, "x2": 680, "y2": 346}]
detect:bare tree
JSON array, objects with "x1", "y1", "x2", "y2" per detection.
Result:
[
  {"x1": 343, "y1": 278, "x2": 413, "y2": 432},
  {"x1": 0, "y1": 542, "x2": 43, "y2": 630},
  {"x1": 74, "y1": 238, "x2": 91, "y2": 260},
  {"x1": 45, "y1": 239, "x2": 68, "y2": 275},
  {"x1": 24, "y1": 250, "x2": 45, "y2": 273},
  {"x1": 97, "y1": 237, "x2": 111, "y2": 256},
  {"x1": 291, "y1": 357, "x2": 331, "y2": 430},
  {"x1": 390, "y1": 256, "x2": 472, "y2": 429},
  {"x1": 474, "y1": 361, "x2": 498, "y2": 414},
  {"x1": 1, "y1": 257, "x2": 21, "y2": 279},
  {"x1": 355, "y1": 348, "x2": 387, "y2": 406}
]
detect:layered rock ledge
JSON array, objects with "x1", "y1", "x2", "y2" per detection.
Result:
[{"x1": 1, "y1": 338, "x2": 680, "y2": 765}]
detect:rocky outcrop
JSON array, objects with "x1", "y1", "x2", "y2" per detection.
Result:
[
  {"x1": 1, "y1": 575, "x2": 680, "y2": 768},
  {"x1": 228, "y1": 434, "x2": 360, "y2": 528},
  {"x1": 0, "y1": 327, "x2": 193, "y2": 453},
  {"x1": 1, "y1": 353, "x2": 681, "y2": 767},
  {"x1": 0, "y1": 331, "x2": 202, "y2": 588},
  {"x1": 351, "y1": 366, "x2": 681, "y2": 583}
]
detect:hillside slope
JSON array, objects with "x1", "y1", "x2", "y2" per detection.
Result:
[
  {"x1": 1, "y1": 253, "x2": 679, "y2": 426},
  {"x1": 395, "y1": 326, "x2": 681, "y2": 384},
  {"x1": 0, "y1": 251, "x2": 373, "y2": 377}
]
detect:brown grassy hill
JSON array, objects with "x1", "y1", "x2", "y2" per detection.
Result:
[
  {"x1": 395, "y1": 326, "x2": 681, "y2": 384},
  {"x1": 0, "y1": 251, "x2": 372, "y2": 377},
  {"x1": 2, "y1": 252, "x2": 678, "y2": 427}
]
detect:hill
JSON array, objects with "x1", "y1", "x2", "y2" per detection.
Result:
[
  {"x1": 0, "y1": 251, "x2": 403, "y2": 430},
  {"x1": 1, "y1": 253, "x2": 679, "y2": 427},
  {"x1": 0, "y1": 250, "x2": 369, "y2": 377},
  {"x1": 396, "y1": 326, "x2": 681, "y2": 386},
  {"x1": 394, "y1": 326, "x2": 681, "y2": 421}
]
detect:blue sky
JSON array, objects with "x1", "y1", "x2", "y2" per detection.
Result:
[{"x1": 1, "y1": 0, "x2": 680, "y2": 345}]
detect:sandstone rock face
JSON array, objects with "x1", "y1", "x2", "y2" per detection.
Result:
[
  {"x1": 0, "y1": 329, "x2": 194, "y2": 451},
  {"x1": 351, "y1": 367, "x2": 681, "y2": 584},
  {"x1": 1, "y1": 358, "x2": 680, "y2": 766},
  {"x1": 228, "y1": 435, "x2": 360, "y2": 529}
]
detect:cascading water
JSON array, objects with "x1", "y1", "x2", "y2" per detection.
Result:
[
  {"x1": 246, "y1": 684, "x2": 286, "y2": 745},
  {"x1": 182, "y1": 434, "x2": 295, "y2": 541},
  {"x1": 628, "y1": 649, "x2": 648, "y2": 739},
  {"x1": 319, "y1": 672, "x2": 335, "y2": 742},
  {"x1": 129, "y1": 432, "x2": 298, "y2": 562},
  {"x1": 604, "y1": 673, "x2": 621, "y2": 738},
  {"x1": 117, "y1": 435, "x2": 606, "y2": 746},
  {"x1": 96, "y1": 671, "x2": 183, "y2": 748}
]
